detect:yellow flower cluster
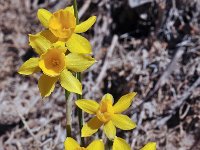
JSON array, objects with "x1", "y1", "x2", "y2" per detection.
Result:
[
  {"x1": 18, "y1": 6, "x2": 96, "y2": 97},
  {"x1": 18, "y1": 4, "x2": 157, "y2": 150}
]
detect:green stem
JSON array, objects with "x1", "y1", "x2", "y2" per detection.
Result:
[
  {"x1": 65, "y1": 90, "x2": 72, "y2": 137},
  {"x1": 107, "y1": 139, "x2": 113, "y2": 150},
  {"x1": 73, "y1": 0, "x2": 79, "y2": 24},
  {"x1": 76, "y1": 73, "x2": 84, "y2": 145},
  {"x1": 73, "y1": 0, "x2": 85, "y2": 146}
]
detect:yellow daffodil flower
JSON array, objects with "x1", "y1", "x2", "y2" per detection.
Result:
[
  {"x1": 64, "y1": 137, "x2": 104, "y2": 150},
  {"x1": 75, "y1": 92, "x2": 137, "y2": 140},
  {"x1": 37, "y1": 6, "x2": 96, "y2": 54},
  {"x1": 113, "y1": 137, "x2": 156, "y2": 150},
  {"x1": 18, "y1": 34, "x2": 96, "y2": 97}
]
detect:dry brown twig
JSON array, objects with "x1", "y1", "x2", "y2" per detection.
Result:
[
  {"x1": 14, "y1": 103, "x2": 42, "y2": 146},
  {"x1": 146, "y1": 47, "x2": 185, "y2": 101},
  {"x1": 79, "y1": 0, "x2": 91, "y2": 19},
  {"x1": 92, "y1": 35, "x2": 118, "y2": 92}
]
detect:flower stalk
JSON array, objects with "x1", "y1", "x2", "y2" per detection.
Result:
[
  {"x1": 107, "y1": 139, "x2": 113, "y2": 150},
  {"x1": 65, "y1": 91, "x2": 72, "y2": 137},
  {"x1": 73, "y1": 0, "x2": 79, "y2": 24},
  {"x1": 73, "y1": 0, "x2": 85, "y2": 146}
]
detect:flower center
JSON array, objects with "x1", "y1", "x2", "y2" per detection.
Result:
[
  {"x1": 48, "y1": 9, "x2": 76, "y2": 39},
  {"x1": 52, "y1": 59, "x2": 60, "y2": 66},
  {"x1": 96, "y1": 100, "x2": 114, "y2": 123}
]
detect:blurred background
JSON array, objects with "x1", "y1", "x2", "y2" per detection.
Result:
[{"x1": 0, "y1": 0, "x2": 200, "y2": 149}]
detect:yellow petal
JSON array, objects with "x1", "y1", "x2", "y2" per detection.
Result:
[
  {"x1": 64, "y1": 6, "x2": 74, "y2": 15},
  {"x1": 65, "y1": 34, "x2": 92, "y2": 54},
  {"x1": 113, "y1": 137, "x2": 131, "y2": 150},
  {"x1": 53, "y1": 41, "x2": 67, "y2": 50},
  {"x1": 101, "y1": 93, "x2": 114, "y2": 104},
  {"x1": 38, "y1": 74, "x2": 58, "y2": 98},
  {"x1": 66, "y1": 53, "x2": 96, "y2": 72},
  {"x1": 18, "y1": 58, "x2": 40, "y2": 75},
  {"x1": 111, "y1": 114, "x2": 136, "y2": 130},
  {"x1": 103, "y1": 121, "x2": 116, "y2": 140},
  {"x1": 37, "y1": 9, "x2": 52, "y2": 28},
  {"x1": 29, "y1": 34, "x2": 52, "y2": 55},
  {"x1": 87, "y1": 140, "x2": 104, "y2": 150},
  {"x1": 64, "y1": 137, "x2": 80, "y2": 150},
  {"x1": 113, "y1": 92, "x2": 137, "y2": 113},
  {"x1": 140, "y1": 142, "x2": 156, "y2": 150},
  {"x1": 40, "y1": 30, "x2": 59, "y2": 43},
  {"x1": 59, "y1": 69, "x2": 82, "y2": 94},
  {"x1": 82, "y1": 116, "x2": 103, "y2": 137},
  {"x1": 75, "y1": 16, "x2": 97, "y2": 33},
  {"x1": 75, "y1": 99, "x2": 99, "y2": 114}
]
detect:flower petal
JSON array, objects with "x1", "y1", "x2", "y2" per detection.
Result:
[
  {"x1": 113, "y1": 137, "x2": 131, "y2": 150},
  {"x1": 29, "y1": 33, "x2": 51, "y2": 55},
  {"x1": 52, "y1": 41, "x2": 67, "y2": 50},
  {"x1": 82, "y1": 116, "x2": 103, "y2": 137},
  {"x1": 64, "y1": 6, "x2": 74, "y2": 15},
  {"x1": 37, "y1": 9, "x2": 52, "y2": 28},
  {"x1": 103, "y1": 121, "x2": 116, "y2": 140},
  {"x1": 59, "y1": 69, "x2": 82, "y2": 94},
  {"x1": 101, "y1": 93, "x2": 114, "y2": 104},
  {"x1": 111, "y1": 114, "x2": 136, "y2": 130},
  {"x1": 66, "y1": 53, "x2": 96, "y2": 72},
  {"x1": 64, "y1": 137, "x2": 80, "y2": 150},
  {"x1": 40, "y1": 30, "x2": 59, "y2": 43},
  {"x1": 38, "y1": 74, "x2": 58, "y2": 98},
  {"x1": 87, "y1": 140, "x2": 104, "y2": 150},
  {"x1": 75, "y1": 99, "x2": 99, "y2": 114},
  {"x1": 113, "y1": 92, "x2": 137, "y2": 113},
  {"x1": 75, "y1": 16, "x2": 97, "y2": 33},
  {"x1": 65, "y1": 34, "x2": 92, "y2": 54},
  {"x1": 140, "y1": 142, "x2": 156, "y2": 150},
  {"x1": 18, "y1": 58, "x2": 40, "y2": 75}
]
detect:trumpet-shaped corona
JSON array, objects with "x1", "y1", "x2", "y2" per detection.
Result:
[
  {"x1": 39, "y1": 48, "x2": 66, "y2": 77},
  {"x1": 96, "y1": 96, "x2": 114, "y2": 123},
  {"x1": 48, "y1": 9, "x2": 76, "y2": 38}
]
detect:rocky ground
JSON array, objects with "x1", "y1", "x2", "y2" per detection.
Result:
[{"x1": 0, "y1": 0, "x2": 199, "y2": 149}]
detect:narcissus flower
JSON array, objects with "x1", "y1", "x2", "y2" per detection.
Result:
[
  {"x1": 113, "y1": 137, "x2": 156, "y2": 150},
  {"x1": 75, "y1": 93, "x2": 137, "y2": 140},
  {"x1": 18, "y1": 34, "x2": 96, "y2": 97},
  {"x1": 64, "y1": 137, "x2": 104, "y2": 150},
  {"x1": 37, "y1": 6, "x2": 96, "y2": 54}
]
